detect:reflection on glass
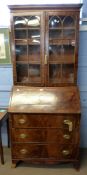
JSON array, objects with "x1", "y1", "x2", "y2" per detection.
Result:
[
  {"x1": 49, "y1": 64, "x2": 61, "y2": 80},
  {"x1": 28, "y1": 30, "x2": 40, "y2": 39},
  {"x1": 62, "y1": 64, "x2": 74, "y2": 83},
  {"x1": 49, "y1": 16, "x2": 61, "y2": 28},
  {"x1": 49, "y1": 44, "x2": 74, "y2": 63},
  {"x1": 16, "y1": 45, "x2": 27, "y2": 61},
  {"x1": 28, "y1": 45, "x2": 40, "y2": 61},
  {"x1": 49, "y1": 45, "x2": 61, "y2": 54},
  {"x1": 28, "y1": 16, "x2": 40, "y2": 27},
  {"x1": 14, "y1": 16, "x2": 27, "y2": 28},
  {"x1": 29, "y1": 64, "x2": 40, "y2": 77},
  {"x1": 16, "y1": 63, "x2": 28, "y2": 83},
  {"x1": 32, "y1": 39, "x2": 40, "y2": 44},
  {"x1": 14, "y1": 16, "x2": 40, "y2": 28},
  {"x1": 63, "y1": 29, "x2": 75, "y2": 38},
  {"x1": 63, "y1": 16, "x2": 74, "y2": 27},
  {"x1": 28, "y1": 29, "x2": 40, "y2": 44},
  {"x1": 49, "y1": 45, "x2": 61, "y2": 59}
]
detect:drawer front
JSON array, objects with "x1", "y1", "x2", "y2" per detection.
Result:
[
  {"x1": 12, "y1": 143, "x2": 78, "y2": 160},
  {"x1": 11, "y1": 114, "x2": 79, "y2": 130},
  {"x1": 12, "y1": 143, "x2": 60, "y2": 159},
  {"x1": 12, "y1": 128, "x2": 79, "y2": 145}
]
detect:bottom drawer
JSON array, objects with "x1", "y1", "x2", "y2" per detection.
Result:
[{"x1": 12, "y1": 143, "x2": 79, "y2": 160}]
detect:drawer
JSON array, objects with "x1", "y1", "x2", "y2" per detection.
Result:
[
  {"x1": 12, "y1": 128, "x2": 79, "y2": 145},
  {"x1": 11, "y1": 114, "x2": 80, "y2": 130},
  {"x1": 12, "y1": 143, "x2": 78, "y2": 160},
  {"x1": 12, "y1": 143, "x2": 60, "y2": 159}
]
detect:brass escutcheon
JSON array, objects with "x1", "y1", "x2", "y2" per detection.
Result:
[
  {"x1": 20, "y1": 133, "x2": 27, "y2": 139},
  {"x1": 62, "y1": 150, "x2": 70, "y2": 156},
  {"x1": 20, "y1": 149, "x2": 27, "y2": 154},
  {"x1": 19, "y1": 118, "x2": 26, "y2": 124},
  {"x1": 63, "y1": 134, "x2": 70, "y2": 140}
]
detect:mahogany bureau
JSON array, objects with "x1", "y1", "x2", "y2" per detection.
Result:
[{"x1": 8, "y1": 86, "x2": 81, "y2": 169}]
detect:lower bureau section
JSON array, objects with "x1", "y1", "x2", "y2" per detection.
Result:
[
  {"x1": 12, "y1": 143, "x2": 79, "y2": 160},
  {"x1": 10, "y1": 113, "x2": 80, "y2": 168},
  {"x1": 8, "y1": 86, "x2": 81, "y2": 169}
]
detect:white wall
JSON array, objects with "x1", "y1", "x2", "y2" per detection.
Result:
[{"x1": 0, "y1": 0, "x2": 82, "y2": 26}]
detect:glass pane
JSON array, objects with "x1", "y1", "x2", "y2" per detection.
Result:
[
  {"x1": 29, "y1": 64, "x2": 41, "y2": 82},
  {"x1": 16, "y1": 63, "x2": 28, "y2": 83},
  {"x1": 62, "y1": 64, "x2": 74, "y2": 83},
  {"x1": 49, "y1": 16, "x2": 62, "y2": 40},
  {"x1": 62, "y1": 44, "x2": 74, "y2": 56},
  {"x1": 49, "y1": 64, "x2": 61, "y2": 83},
  {"x1": 49, "y1": 16, "x2": 61, "y2": 28},
  {"x1": 28, "y1": 45, "x2": 40, "y2": 62},
  {"x1": 49, "y1": 44, "x2": 75, "y2": 64},
  {"x1": 14, "y1": 15, "x2": 42, "y2": 85},
  {"x1": 14, "y1": 16, "x2": 40, "y2": 28},
  {"x1": 28, "y1": 16, "x2": 40, "y2": 63},
  {"x1": 27, "y1": 16, "x2": 40, "y2": 28},
  {"x1": 14, "y1": 16, "x2": 28, "y2": 28},
  {"x1": 28, "y1": 29, "x2": 40, "y2": 38},
  {"x1": 63, "y1": 16, "x2": 75, "y2": 27},
  {"x1": 15, "y1": 29, "x2": 27, "y2": 39},
  {"x1": 63, "y1": 29, "x2": 75, "y2": 38},
  {"x1": 28, "y1": 29, "x2": 40, "y2": 44},
  {"x1": 60, "y1": 44, "x2": 75, "y2": 63},
  {"x1": 49, "y1": 29, "x2": 62, "y2": 39},
  {"x1": 15, "y1": 45, "x2": 27, "y2": 61},
  {"x1": 49, "y1": 45, "x2": 61, "y2": 61}
]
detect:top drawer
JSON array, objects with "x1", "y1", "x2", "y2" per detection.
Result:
[{"x1": 11, "y1": 114, "x2": 80, "y2": 130}]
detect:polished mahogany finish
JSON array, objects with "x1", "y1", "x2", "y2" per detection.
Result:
[
  {"x1": 8, "y1": 86, "x2": 81, "y2": 168},
  {"x1": 8, "y1": 4, "x2": 82, "y2": 169},
  {"x1": 8, "y1": 4, "x2": 82, "y2": 10},
  {"x1": 9, "y1": 86, "x2": 80, "y2": 113}
]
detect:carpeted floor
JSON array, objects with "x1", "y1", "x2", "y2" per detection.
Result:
[{"x1": 0, "y1": 148, "x2": 87, "y2": 175}]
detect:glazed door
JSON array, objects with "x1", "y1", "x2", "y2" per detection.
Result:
[
  {"x1": 12, "y1": 12, "x2": 44, "y2": 86},
  {"x1": 46, "y1": 12, "x2": 77, "y2": 86}
]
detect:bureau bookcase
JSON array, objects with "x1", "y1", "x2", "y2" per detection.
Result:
[{"x1": 8, "y1": 4, "x2": 82, "y2": 169}]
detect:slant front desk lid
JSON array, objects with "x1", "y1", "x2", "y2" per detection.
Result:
[{"x1": 8, "y1": 86, "x2": 81, "y2": 114}]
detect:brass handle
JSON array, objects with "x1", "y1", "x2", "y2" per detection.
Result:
[
  {"x1": 20, "y1": 133, "x2": 27, "y2": 139},
  {"x1": 63, "y1": 134, "x2": 70, "y2": 140},
  {"x1": 45, "y1": 54, "x2": 48, "y2": 64},
  {"x1": 62, "y1": 150, "x2": 70, "y2": 156},
  {"x1": 19, "y1": 118, "x2": 26, "y2": 124},
  {"x1": 20, "y1": 149, "x2": 27, "y2": 154},
  {"x1": 63, "y1": 119, "x2": 73, "y2": 132}
]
